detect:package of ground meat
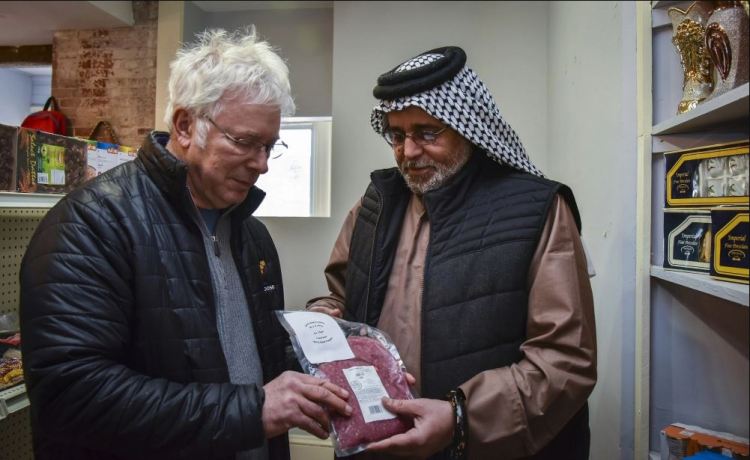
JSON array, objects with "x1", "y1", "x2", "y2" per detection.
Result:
[{"x1": 276, "y1": 311, "x2": 414, "y2": 457}]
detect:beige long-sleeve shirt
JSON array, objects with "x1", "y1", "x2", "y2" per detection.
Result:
[{"x1": 307, "y1": 194, "x2": 597, "y2": 459}]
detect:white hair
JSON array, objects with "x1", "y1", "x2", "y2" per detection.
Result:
[{"x1": 164, "y1": 27, "x2": 296, "y2": 146}]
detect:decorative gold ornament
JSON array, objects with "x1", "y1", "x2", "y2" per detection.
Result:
[
  {"x1": 669, "y1": 2, "x2": 715, "y2": 114},
  {"x1": 705, "y1": 1, "x2": 749, "y2": 100},
  {"x1": 706, "y1": 23, "x2": 731, "y2": 80}
]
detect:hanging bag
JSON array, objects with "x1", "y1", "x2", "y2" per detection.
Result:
[{"x1": 21, "y1": 96, "x2": 70, "y2": 136}]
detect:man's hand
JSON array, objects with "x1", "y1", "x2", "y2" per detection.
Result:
[
  {"x1": 307, "y1": 304, "x2": 343, "y2": 318},
  {"x1": 262, "y1": 371, "x2": 352, "y2": 439},
  {"x1": 367, "y1": 397, "x2": 455, "y2": 458}
]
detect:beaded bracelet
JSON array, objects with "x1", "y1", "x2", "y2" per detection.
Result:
[{"x1": 445, "y1": 388, "x2": 468, "y2": 460}]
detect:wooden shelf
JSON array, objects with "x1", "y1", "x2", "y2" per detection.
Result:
[
  {"x1": 0, "y1": 384, "x2": 28, "y2": 420},
  {"x1": 652, "y1": 83, "x2": 749, "y2": 135},
  {"x1": 651, "y1": 266, "x2": 749, "y2": 307},
  {"x1": 0, "y1": 191, "x2": 62, "y2": 208}
]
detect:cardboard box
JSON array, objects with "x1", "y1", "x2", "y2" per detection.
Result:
[
  {"x1": 97, "y1": 141, "x2": 120, "y2": 173},
  {"x1": 661, "y1": 423, "x2": 749, "y2": 460},
  {"x1": 16, "y1": 128, "x2": 87, "y2": 194},
  {"x1": 85, "y1": 140, "x2": 121, "y2": 178},
  {"x1": 711, "y1": 206, "x2": 749, "y2": 284},
  {"x1": 117, "y1": 145, "x2": 137, "y2": 165},
  {"x1": 84, "y1": 140, "x2": 99, "y2": 181},
  {"x1": 0, "y1": 124, "x2": 18, "y2": 191},
  {"x1": 665, "y1": 140, "x2": 748, "y2": 207},
  {"x1": 663, "y1": 208, "x2": 712, "y2": 273}
]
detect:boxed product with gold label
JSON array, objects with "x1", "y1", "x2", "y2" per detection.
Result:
[
  {"x1": 665, "y1": 141, "x2": 748, "y2": 207},
  {"x1": 663, "y1": 208, "x2": 712, "y2": 273},
  {"x1": 117, "y1": 145, "x2": 137, "y2": 165},
  {"x1": 16, "y1": 128, "x2": 87, "y2": 193},
  {"x1": 0, "y1": 124, "x2": 18, "y2": 191},
  {"x1": 711, "y1": 206, "x2": 749, "y2": 284}
]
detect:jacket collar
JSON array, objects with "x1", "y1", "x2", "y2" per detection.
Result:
[{"x1": 138, "y1": 131, "x2": 266, "y2": 216}]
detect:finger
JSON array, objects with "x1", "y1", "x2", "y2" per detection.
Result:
[
  {"x1": 307, "y1": 305, "x2": 331, "y2": 314},
  {"x1": 294, "y1": 373, "x2": 350, "y2": 400},
  {"x1": 367, "y1": 431, "x2": 418, "y2": 453},
  {"x1": 404, "y1": 372, "x2": 416, "y2": 386},
  {"x1": 297, "y1": 397, "x2": 331, "y2": 430},
  {"x1": 296, "y1": 413, "x2": 330, "y2": 439},
  {"x1": 319, "y1": 378, "x2": 350, "y2": 400},
  {"x1": 303, "y1": 382, "x2": 352, "y2": 416},
  {"x1": 308, "y1": 305, "x2": 342, "y2": 318},
  {"x1": 381, "y1": 397, "x2": 419, "y2": 417}
]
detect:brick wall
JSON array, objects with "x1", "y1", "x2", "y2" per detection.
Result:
[{"x1": 52, "y1": 1, "x2": 158, "y2": 149}]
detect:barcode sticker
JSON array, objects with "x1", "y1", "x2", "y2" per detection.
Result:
[{"x1": 342, "y1": 365, "x2": 395, "y2": 423}]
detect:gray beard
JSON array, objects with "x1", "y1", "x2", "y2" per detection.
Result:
[{"x1": 400, "y1": 145, "x2": 472, "y2": 195}]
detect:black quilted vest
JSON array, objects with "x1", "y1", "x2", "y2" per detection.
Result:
[{"x1": 344, "y1": 153, "x2": 590, "y2": 459}]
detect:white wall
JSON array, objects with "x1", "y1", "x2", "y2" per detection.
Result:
[
  {"x1": 260, "y1": 1, "x2": 550, "y2": 310},
  {"x1": 197, "y1": 8, "x2": 333, "y2": 117},
  {"x1": 547, "y1": 2, "x2": 636, "y2": 459},
  {"x1": 30, "y1": 74, "x2": 52, "y2": 110},
  {"x1": 0, "y1": 69, "x2": 32, "y2": 126}
]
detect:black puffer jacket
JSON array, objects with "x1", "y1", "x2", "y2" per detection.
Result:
[{"x1": 20, "y1": 132, "x2": 291, "y2": 460}]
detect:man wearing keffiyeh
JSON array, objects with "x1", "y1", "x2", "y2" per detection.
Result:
[{"x1": 308, "y1": 46, "x2": 597, "y2": 460}]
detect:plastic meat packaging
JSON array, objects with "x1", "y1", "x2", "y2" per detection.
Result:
[{"x1": 276, "y1": 311, "x2": 413, "y2": 457}]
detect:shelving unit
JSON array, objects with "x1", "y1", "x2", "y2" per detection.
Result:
[
  {"x1": 650, "y1": 266, "x2": 749, "y2": 307},
  {"x1": 0, "y1": 191, "x2": 62, "y2": 208},
  {"x1": 0, "y1": 385, "x2": 28, "y2": 420},
  {"x1": 652, "y1": 83, "x2": 749, "y2": 135},
  {"x1": 636, "y1": 2, "x2": 749, "y2": 459},
  {"x1": 0, "y1": 207, "x2": 47, "y2": 457}
]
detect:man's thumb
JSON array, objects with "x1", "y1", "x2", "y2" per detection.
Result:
[{"x1": 381, "y1": 397, "x2": 417, "y2": 416}]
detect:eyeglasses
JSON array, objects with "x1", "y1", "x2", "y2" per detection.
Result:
[
  {"x1": 205, "y1": 116, "x2": 287, "y2": 159},
  {"x1": 383, "y1": 126, "x2": 448, "y2": 147}
]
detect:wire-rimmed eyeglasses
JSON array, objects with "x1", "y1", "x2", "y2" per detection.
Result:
[
  {"x1": 383, "y1": 126, "x2": 448, "y2": 147},
  {"x1": 205, "y1": 116, "x2": 287, "y2": 159}
]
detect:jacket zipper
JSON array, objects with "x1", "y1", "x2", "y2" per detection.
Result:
[
  {"x1": 362, "y1": 188, "x2": 383, "y2": 325},
  {"x1": 420, "y1": 203, "x2": 431, "y2": 396}
]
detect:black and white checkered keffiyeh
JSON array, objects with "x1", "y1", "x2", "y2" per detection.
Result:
[{"x1": 371, "y1": 52, "x2": 543, "y2": 177}]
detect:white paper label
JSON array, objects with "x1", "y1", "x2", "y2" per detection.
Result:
[
  {"x1": 282, "y1": 311, "x2": 354, "y2": 364},
  {"x1": 342, "y1": 365, "x2": 396, "y2": 423},
  {"x1": 51, "y1": 169, "x2": 65, "y2": 185}
]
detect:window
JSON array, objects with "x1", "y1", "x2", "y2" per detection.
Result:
[{"x1": 253, "y1": 117, "x2": 331, "y2": 217}]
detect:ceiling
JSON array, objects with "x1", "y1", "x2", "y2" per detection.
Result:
[
  {"x1": 0, "y1": 1, "x2": 334, "y2": 47},
  {"x1": 0, "y1": 1, "x2": 134, "y2": 47}
]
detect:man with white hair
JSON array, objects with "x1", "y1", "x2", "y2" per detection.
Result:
[
  {"x1": 308, "y1": 46, "x2": 597, "y2": 459},
  {"x1": 20, "y1": 28, "x2": 351, "y2": 460}
]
